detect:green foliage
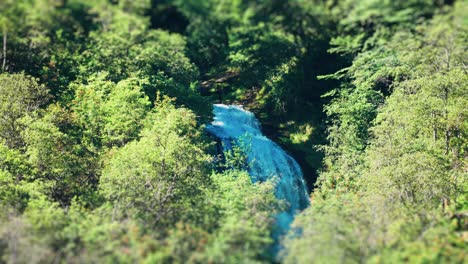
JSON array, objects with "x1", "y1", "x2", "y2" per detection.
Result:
[
  {"x1": 282, "y1": 193, "x2": 370, "y2": 263},
  {"x1": 0, "y1": 73, "x2": 49, "y2": 148},
  {"x1": 72, "y1": 74, "x2": 151, "y2": 149},
  {"x1": 222, "y1": 136, "x2": 251, "y2": 171},
  {"x1": 0, "y1": 0, "x2": 466, "y2": 263},
  {"x1": 145, "y1": 170, "x2": 278, "y2": 263},
  {"x1": 186, "y1": 17, "x2": 230, "y2": 73},
  {"x1": 100, "y1": 99, "x2": 211, "y2": 228},
  {"x1": 0, "y1": 169, "x2": 25, "y2": 210},
  {"x1": 327, "y1": 0, "x2": 444, "y2": 56},
  {"x1": 81, "y1": 6, "x2": 198, "y2": 85},
  {"x1": 228, "y1": 23, "x2": 298, "y2": 85},
  {"x1": 202, "y1": 170, "x2": 278, "y2": 263},
  {"x1": 0, "y1": 210, "x2": 54, "y2": 264},
  {"x1": 283, "y1": 3, "x2": 468, "y2": 263},
  {"x1": 22, "y1": 104, "x2": 99, "y2": 206},
  {"x1": 0, "y1": 0, "x2": 90, "y2": 95}
]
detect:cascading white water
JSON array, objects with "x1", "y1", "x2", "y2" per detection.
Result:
[{"x1": 206, "y1": 104, "x2": 309, "y2": 245}]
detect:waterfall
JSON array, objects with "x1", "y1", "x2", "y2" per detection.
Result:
[{"x1": 206, "y1": 104, "x2": 310, "y2": 249}]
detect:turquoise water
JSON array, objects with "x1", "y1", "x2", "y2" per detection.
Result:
[{"x1": 206, "y1": 104, "x2": 309, "y2": 249}]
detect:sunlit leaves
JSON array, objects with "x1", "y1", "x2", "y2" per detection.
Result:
[{"x1": 0, "y1": 73, "x2": 49, "y2": 148}]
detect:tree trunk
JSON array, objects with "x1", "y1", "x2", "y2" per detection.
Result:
[
  {"x1": 431, "y1": 111, "x2": 437, "y2": 142},
  {"x1": 444, "y1": 86, "x2": 449, "y2": 155},
  {"x1": 2, "y1": 26, "x2": 6, "y2": 72}
]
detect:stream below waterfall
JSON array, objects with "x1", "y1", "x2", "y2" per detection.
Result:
[{"x1": 206, "y1": 104, "x2": 310, "y2": 252}]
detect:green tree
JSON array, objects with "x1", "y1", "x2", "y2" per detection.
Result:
[
  {"x1": 22, "y1": 104, "x2": 99, "y2": 206},
  {"x1": 0, "y1": 73, "x2": 49, "y2": 148},
  {"x1": 202, "y1": 170, "x2": 278, "y2": 263},
  {"x1": 81, "y1": 6, "x2": 198, "y2": 85},
  {"x1": 283, "y1": 3, "x2": 467, "y2": 263},
  {"x1": 99, "y1": 98, "x2": 211, "y2": 228},
  {"x1": 72, "y1": 74, "x2": 151, "y2": 150},
  {"x1": 147, "y1": 169, "x2": 279, "y2": 264}
]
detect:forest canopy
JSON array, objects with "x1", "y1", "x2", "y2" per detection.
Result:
[{"x1": 0, "y1": 0, "x2": 466, "y2": 263}]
